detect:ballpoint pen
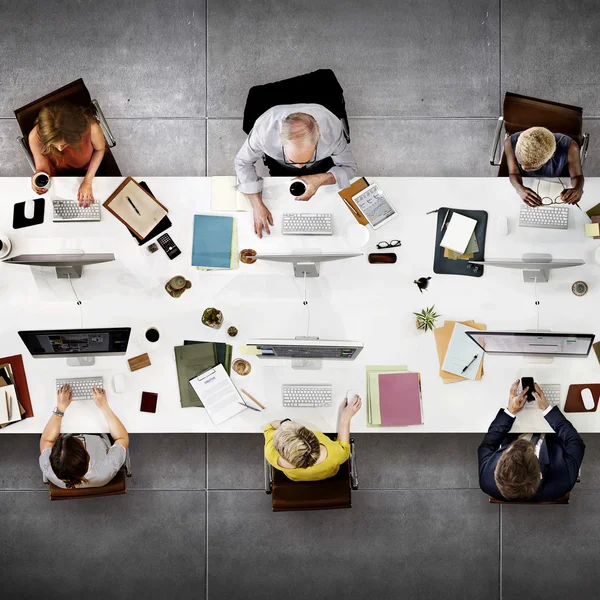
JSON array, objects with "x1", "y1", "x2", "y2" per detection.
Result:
[
  {"x1": 241, "y1": 388, "x2": 265, "y2": 410},
  {"x1": 127, "y1": 196, "x2": 141, "y2": 215},
  {"x1": 461, "y1": 354, "x2": 479, "y2": 374},
  {"x1": 238, "y1": 401, "x2": 260, "y2": 412},
  {"x1": 5, "y1": 390, "x2": 11, "y2": 421},
  {"x1": 440, "y1": 208, "x2": 452, "y2": 232}
]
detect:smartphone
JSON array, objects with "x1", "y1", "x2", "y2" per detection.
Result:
[
  {"x1": 140, "y1": 391, "x2": 158, "y2": 413},
  {"x1": 521, "y1": 377, "x2": 535, "y2": 402}
]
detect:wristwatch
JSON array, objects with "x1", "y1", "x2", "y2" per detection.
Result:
[{"x1": 53, "y1": 407, "x2": 65, "y2": 418}]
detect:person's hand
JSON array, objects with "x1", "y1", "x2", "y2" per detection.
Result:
[
  {"x1": 31, "y1": 173, "x2": 47, "y2": 195},
  {"x1": 92, "y1": 387, "x2": 109, "y2": 410},
  {"x1": 253, "y1": 204, "x2": 274, "y2": 238},
  {"x1": 56, "y1": 384, "x2": 73, "y2": 413},
  {"x1": 295, "y1": 173, "x2": 325, "y2": 202},
  {"x1": 507, "y1": 380, "x2": 528, "y2": 415},
  {"x1": 341, "y1": 394, "x2": 362, "y2": 419},
  {"x1": 532, "y1": 383, "x2": 549, "y2": 411},
  {"x1": 77, "y1": 179, "x2": 94, "y2": 207},
  {"x1": 560, "y1": 187, "x2": 583, "y2": 205},
  {"x1": 518, "y1": 186, "x2": 542, "y2": 207}
]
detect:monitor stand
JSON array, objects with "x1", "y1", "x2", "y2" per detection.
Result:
[
  {"x1": 291, "y1": 336, "x2": 322, "y2": 370},
  {"x1": 67, "y1": 357, "x2": 95, "y2": 367},
  {"x1": 56, "y1": 265, "x2": 83, "y2": 279},
  {"x1": 522, "y1": 253, "x2": 552, "y2": 283},
  {"x1": 294, "y1": 261, "x2": 319, "y2": 278}
]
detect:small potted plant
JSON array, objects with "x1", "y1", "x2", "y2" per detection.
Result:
[
  {"x1": 202, "y1": 307, "x2": 223, "y2": 329},
  {"x1": 413, "y1": 305, "x2": 440, "y2": 332}
]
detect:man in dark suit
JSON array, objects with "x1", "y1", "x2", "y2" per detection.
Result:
[{"x1": 478, "y1": 380, "x2": 585, "y2": 502}]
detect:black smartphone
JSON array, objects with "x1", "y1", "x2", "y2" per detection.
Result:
[
  {"x1": 521, "y1": 377, "x2": 535, "y2": 402},
  {"x1": 140, "y1": 391, "x2": 158, "y2": 413}
]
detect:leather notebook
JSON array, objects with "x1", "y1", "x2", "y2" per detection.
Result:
[
  {"x1": 0, "y1": 355, "x2": 34, "y2": 420},
  {"x1": 338, "y1": 178, "x2": 370, "y2": 226},
  {"x1": 564, "y1": 384, "x2": 600, "y2": 413}
]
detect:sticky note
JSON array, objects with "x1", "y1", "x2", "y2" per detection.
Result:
[
  {"x1": 585, "y1": 223, "x2": 600, "y2": 237},
  {"x1": 240, "y1": 345, "x2": 261, "y2": 355}
]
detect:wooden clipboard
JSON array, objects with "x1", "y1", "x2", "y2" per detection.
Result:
[
  {"x1": 338, "y1": 177, "x2": 369, "y2": 226},
  {"x1": 103, "y1": 177, "x2": 169, "y2": 240}
]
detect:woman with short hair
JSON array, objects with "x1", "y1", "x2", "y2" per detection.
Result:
[
  {"x1": 264, "y1": 394, "x2": 361, "y2": 481},
  {"x1": 29, "y1": 101, "x2": 107, "y2": 206},
  {"x1": 504, "y1": 126, "x2": 584, "y2": 207}
]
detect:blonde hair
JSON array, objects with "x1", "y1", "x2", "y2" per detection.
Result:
[
  {"x1": 35, "y1": 101, "x2": 92, "y2": 158},
  {"x1": 273, "y1": 425, "x2": 320, "y2": 469},
  {"x1": 515, "y1": 127, "x2": 556, "y2": 170},
  {"x1": 280, "y1": 113, "x2": 320, "y2": 146}
]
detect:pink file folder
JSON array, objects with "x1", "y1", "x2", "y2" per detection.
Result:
[{"x1": 378, "y1": 372, "x2": 423, "y2": 426}]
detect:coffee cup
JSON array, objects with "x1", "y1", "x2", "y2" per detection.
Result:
[
  {"x1": 34, "y1": 172, "x2": 51, "y2": 193},
  {"x1": 145, "y1": 327, "x2": 160, "y2": 344},
  {"x1": 290, "y1": 179, "x2": 307, "y2": 197},
  {"x1": 0, "y1": 234, "x2": 12, "y2": 259}
]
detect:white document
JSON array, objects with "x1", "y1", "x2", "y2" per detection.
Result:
[
  {"x1": 0, "y1": 384, "x2": 21, "y2": 424},
  {"x1": 210, "y1": 176, "x2": 251, "y2": 212},
  {"x1": 440, "y1": 212, "x2": 477, "y2": 254},
  {"x1": 532, "y1": 178, "x2": 571, "y2": 201},
  {"x1": 441, "y1": 323, "x2": 483, "y2": 381},
  {"x1": 189, "y1": 364, "x2": 246, "y2": 425}
]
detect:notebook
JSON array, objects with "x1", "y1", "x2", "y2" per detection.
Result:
[
  {"x1": 174, "y1": 343, "x2": 219, "y2": 408},
  {"x1": 378, "y1": 372, "x2": 423, "y2": 427},
  {"x1": 440, "y1": 212, "x2": 478, "y2": 255},
  {"x1": 366, "y1": 365, "x2": 408, "y2": 426},
  {"x1": 192, "y1": 215, "x2": 234, "y2": 269},
  {"x1": 210, "y1": 176, "x2": 251, "y2": 212}
]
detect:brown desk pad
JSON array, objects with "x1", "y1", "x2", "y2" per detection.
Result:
[{"x1": 564, "y1": 384, "x2": 600, "y2": 413}]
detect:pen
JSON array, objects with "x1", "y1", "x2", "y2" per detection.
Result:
[
  {"x1": 238, "y1": 401, "x2": 260, "y2": 412},
  {"x1": 5, "y1": 390, "x2": 11, "y2": 421},
  {"x1": 127, "y1": 196, "x2": 141, "y2": 216},
  {"x1": 241, "y1": 388, "x2": 265, "y2": 410},
  {"x1": 426, "y1": 208, "x2": 439, "y2": 215},
  {"x1": 440, "y1": 209, "x2": 452, "y2": 232},
  {"x1": 461, "y1": 354, "x2": 479, "y2": 374},
  {"x1": 341, "y1": 197, "x2": 360, "y2": 217}
]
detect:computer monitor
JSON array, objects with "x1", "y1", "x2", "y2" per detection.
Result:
[
  {"x1": 468, "y1": 253, "x2": 584, "y2": 283},
  {"x1": 465, "y1": 330, "x2": 595, "y2": 358},
  {"x1": 247, "y1": 338, "x2": 364, "y2": 360},
  {"x1": 253, "y1": 251, "x2": 362, "y2": 277},
  {"x1": 3, "y1": 253, "x2": 115, "y2": 279},
  {"x1": 18, "y1": 328, "x2": 131, "y2": 367}
]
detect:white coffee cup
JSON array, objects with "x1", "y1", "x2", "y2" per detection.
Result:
[
  {"x1": 0, "y1": 234, "x2": 12, "y2": 259},
  {"x1": 289, "y1": 179, "x2": 307, "y2": 197},
  {"x1": 33, "y1": 172, "x2": 51, "y2": 193}
]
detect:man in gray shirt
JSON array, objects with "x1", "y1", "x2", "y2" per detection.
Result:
[{"x1": 235, "y1": 103, "x2": 357, "y2": 238}]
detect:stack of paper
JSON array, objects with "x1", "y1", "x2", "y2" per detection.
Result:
[
  {"x1": 0, "y1": 363, "x2": 24, "y2": 427},
  {"x1": 440, "y1": 213, "x2": 478, "y2": 255},
  {"x1": 443, "y1": 230, "x2": 479, "y2": 260},
  {"x1": 210, "y1": 176, "x2": 251, "y2": 212},
  {"x1": 434, "y1": 320, "x2": 486, "y2": 384},
  {"x1": 366, "y1": 366, "x2": 423, "y2": 427},
  {"x1": 192, "y1": 215, "x2": 239, "y2": 270}
]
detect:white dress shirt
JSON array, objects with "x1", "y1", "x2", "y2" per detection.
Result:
[{"x1": 234, "y1": 103, "x2": 357, "y2": 195}]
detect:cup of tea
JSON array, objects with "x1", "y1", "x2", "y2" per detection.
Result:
[
  {"x1": 34, "y1": 172, "x2": 51, "y2": 193},
  {"x1": 290, "y1": 179, "x2": 307, "y2": 197}
]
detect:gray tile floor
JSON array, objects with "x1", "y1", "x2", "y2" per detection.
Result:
[{"x1": 2, "y1": 1, "x2": 600, "y2": 598}]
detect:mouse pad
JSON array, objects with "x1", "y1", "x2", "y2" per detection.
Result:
[
  {"x1": 13, "y1": 198, "x2": 45, "y2": 229},
  {"x1": 564, "y1": 384, "x2": 600, "y2": 413}
]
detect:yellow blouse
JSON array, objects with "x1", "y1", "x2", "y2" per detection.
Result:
[{"x1": 264, "y1": 424, "x2": 351, "y2": 482}]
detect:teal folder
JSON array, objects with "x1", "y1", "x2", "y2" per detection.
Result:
[{"x1": 192, "y1": 215, "x2": 233, "y2": 268}]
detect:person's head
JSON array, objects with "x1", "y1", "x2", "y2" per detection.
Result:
[
  {"x1": 35, "y1": 101, "x2": 91, "y2": 156},
  {"x1": 494, "y1": 439, "x2": 540, "y2": 500},
  {"x1": 514, "y1": 127, "x2": 556, "y2": 171},
  {"x1": 49, "y1": 434, "x2": 90, "y2": 489},
  {"x1": 280, "y1": 112, "x2": 320, "y2": 167},
  {"x1": 273, "y1": 422, "x2": 320, "y2": 468}
]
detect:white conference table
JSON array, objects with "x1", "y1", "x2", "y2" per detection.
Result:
[{"x1": 0, "y1": 176, "x2": 599, "y2": 435}]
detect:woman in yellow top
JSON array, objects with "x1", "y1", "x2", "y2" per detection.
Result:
[{"x1": 264, "y1": 394, "x2": 362, "y2": 481}]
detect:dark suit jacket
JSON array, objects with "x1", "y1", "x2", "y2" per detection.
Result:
[{"x1": 478, "y1": 407, "x2": 585, "y2": 502}]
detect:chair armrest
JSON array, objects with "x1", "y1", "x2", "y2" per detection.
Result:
[
  {"x1": 264, "y1": 458, "x2": 273, "y2": 494},
  {"x1": 17, "y1": 136, "x2": 36, "y2": 173},
  {"x1": 91, "y1": 99, "x2": 116, "y2": 148},
  {"x1": 349, "y1": 438, "x2": 358, "y2": 490},
  {"x1": 125, "y1": 447, "x2": 132, "y2": 477},
  {"x1": 580, "y1": 133, "x2": 590, "y2": 168},
  {"x1": 489, "y1": 117, "x2": 504, "y2": 166}
]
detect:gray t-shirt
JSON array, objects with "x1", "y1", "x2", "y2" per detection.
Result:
[{"x1": 39, "y1": 434, "x2": 126, "y2": 489}]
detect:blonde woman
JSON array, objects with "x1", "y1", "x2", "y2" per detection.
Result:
[
  {"x1": 29, "y1": 101, "x2": 106, "y2": 206},
  {"x1": 264, "y1": 394, "x2": 361, "y2": 482},
  {"x1": 504, "y1": 126, "x2": 584, "y2": 207}
]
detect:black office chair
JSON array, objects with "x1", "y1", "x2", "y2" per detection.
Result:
[
  {"x1": 14, "y1": 78, "x2": 121, "y2": 176},
  {"x1": 242, "y1": 69, "x2": 350, "y2": 142}
]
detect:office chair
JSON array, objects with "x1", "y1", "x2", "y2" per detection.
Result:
[
  {"x1": 242, "y1": 68, "x2": 350, "y2": 143},
  {"x1": 44, "y1": 434, "x2": 132, "y2": 501},
  {"x1": 264, "y1": 436, "x2": 358, "y2": 511},
  {"x1": 14, "y1": 78, "x2": 121, "y2": 176},
  {"x1": 490, "y1": 92, "x2": 590, "y2": 177}
]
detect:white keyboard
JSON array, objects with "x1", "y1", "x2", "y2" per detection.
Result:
[
  {"x1": 282, "y1": 384, "x2": 333, "y2": 407},
  {"x1": 521, "y1": 384, "x2": 561, "y2": 409},
  {"x1": 55, "y1": 377, "x2": 104, "y2": 401},
  {"x1": 282, "y1": 213, "x2": 332, "y2": 235},
  {"x1": 519, "y1": 205, "x2": 568, "y2": 230},
  {"x1": 53, "y1": 200, "x2": 101, "y2": 222}
]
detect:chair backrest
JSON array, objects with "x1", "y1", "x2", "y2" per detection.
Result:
[
  {"x1": 242, "y1": 69, "x2": 350, "y2": 140},
  {"x1": 14, "y1": 79, "x2": 93, "y2": 139},
  {"x1": 49, "y1": 467, "x2": 127, "y2": 501},
  {"x1": 489, "y1": 492, "x2": 570, "y2": 505}
]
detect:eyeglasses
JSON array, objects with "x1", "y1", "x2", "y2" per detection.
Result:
[
  {"x1": 376, "y1": 240, "x2": 401, "y2": 249},
  {"x1": 282, "y1": 142, "x2": 318, "y2": 166},
  {"x1": 536, "y1": 178, "x2": 582, "y2": 211}
]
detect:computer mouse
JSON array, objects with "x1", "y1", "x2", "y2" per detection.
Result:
[
  {"x1": 345, "y1": 389, "x2": 360, "y2": 404},
  {"x1": 24, "y1": 199, "x2": 35, "y2": 220},
  {"x1": 112, "y1": 373, "x2": 126, "y2": 394},
  {"x1": 496, "y1": 215, "x2": 508, "y2": 236},
  {"x1": 581, "y1": 387, "x2": 595, "y2": 410}
]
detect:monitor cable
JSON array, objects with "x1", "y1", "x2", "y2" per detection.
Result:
[
  {"x1": 533, "y1": 276, "x2": 540, "y2": 331},
  {"x1": 302, "y1": 270, "x2": 311, "y2": 338},
  {"x1": 67, "y1": 273, "x2": 84, "y2": 328}
]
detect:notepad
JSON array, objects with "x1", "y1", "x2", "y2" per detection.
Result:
[
  {"x1": 441, "y1": 322, "x2": 483, "y2": 381},
  {"x1": 440, "y1": 213, "x2": 478, "y2": 255},
  {"x1": 210, "y1": 176, "x2": 251, "y2": 212},
  {"x1": 378, "y1": 372, "x2": 423, "y2": 427},
  {"x1": 192, "y1": 215, "x2": 234, "y2": 269}
]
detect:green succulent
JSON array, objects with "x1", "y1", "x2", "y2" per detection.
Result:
[{"x1": 413, "y1": 305, "x2": 440, "y2": 332}]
